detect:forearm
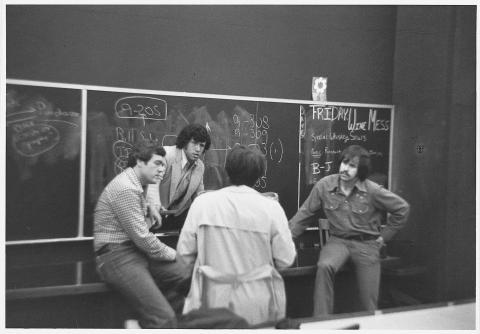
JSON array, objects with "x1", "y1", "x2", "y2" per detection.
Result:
[
  {"x1": 140, "y1": 234, "x2": 176, "y2": 261},
  {"x1": 124, "y1": 224, "x2": 176, "y2": 261},
  {"x1": 289, "y1": 185, "x2": 323, "y2": 238},
  {"x1": 289, "y1": 208, "x2": 316, "y2": 238},
  {"x1": 381, "y1": 202, "x2": 410, "y2": 241},
  {"x1": 113, "y1": 190, "x2": 175, "y2": 261},
  {"x1": 374, "y1": 188, "x2": 411, "y2": 241}
]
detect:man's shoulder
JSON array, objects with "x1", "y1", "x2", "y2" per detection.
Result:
[
  {"x1": 106, "y1": 169, "x2": 138, "y2": 193},
  {"x1": 196, "y1": 188, "x2": 220, "y2": 200},
  {"x1": 362, "y1": 178, "x2": 383, "y2": 192},
  {"x1": 317, "y1": 174, "x2": 339, "y2": 188},
  {"x1": 164, "y1": 145, "x2": 179, "y2": 158}
]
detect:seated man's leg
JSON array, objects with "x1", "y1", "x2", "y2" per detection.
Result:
[
  {"x1": 149, "y1": 255, "x2": 192, "y2": 314},
  {"x1": 96, "y1": 246, "x2": 177, "y2": 328},
  {"x1": 313, "y1": 236, "x2": 350, "y2": 316},
  {"x1": 350, "y1": 240, "x2": 381, "y2": 311}
]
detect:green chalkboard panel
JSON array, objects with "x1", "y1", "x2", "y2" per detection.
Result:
[
  {"x1": 6, "y1": 84, "x2": 82, "y2": 240},
  {"x1": 84, "y1": 90, "x2": 300, "y2": 235}
]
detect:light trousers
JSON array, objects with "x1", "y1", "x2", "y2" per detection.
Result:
[{"x1": 313, "y1": 236, "x2": 381, "y2": 316}]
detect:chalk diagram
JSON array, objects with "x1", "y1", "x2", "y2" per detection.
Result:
[{"x1": 7, "y1": 96, "x2": 80, "y2": 157}]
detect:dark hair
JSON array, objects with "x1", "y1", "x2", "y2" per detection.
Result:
[
  {"x1": 127, "y1": 139, "x2": 166, "y2": 168},
  {"x1": 339, "y1": 145, "x2": 371, "y2": 181},
  {"x1": 225, "y1": 145, "x2": 266, "y2": 187},
  {"x1": 175, "y1": 124, "x2": 211, "y2": 151}
]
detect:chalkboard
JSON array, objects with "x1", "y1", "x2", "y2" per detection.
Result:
[
  {"x1": 84, "y1": 90, "x2": 300, "y2": 235},
  {"x1": 5, "y1": 80, "x2": 393, "y2": 242},
  {"x1": 6, "y1": 84, "x2": 82, "y2": 240},
  {"x1": 299, "y1": 103, "x2": 392, "y2": 206}
]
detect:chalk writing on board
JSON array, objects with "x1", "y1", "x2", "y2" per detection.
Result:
[
  {"x1": 311, "y1": 161, "x2": 334, "y2": 175},
  {"x1": 232, "y1": 110, "x2": 284, "y2": 189},
  {"x1": 302, "y1": 104, "x2": 392, "y2": 189},
  {"x1": 7, "y1": 90, "x2": 81, "y2": 159},
  {"x1": 269, "y1": 138, "x2": 284, "y2": 163},
  {"x1": 11, "y1": 121, "x2": 60, "y2": 157},
  {"x1": 86, "y1": 91, "x2": 300, "y2": 228},
  {"x1": 115, "y1": 96, "x2": 167, "y2": 122},
  {"x1": 312, "y1": 105, "x2": 390, "y2": 132},
  {"x1": 112, "y1": 140, "x2": 133, "y2": 174},
  {"x1": 113, "y1": 125, "x2": 165, "y2": 174},
  {"x1": 6, "y1": 84, "x2": 82, "y2": 241}
]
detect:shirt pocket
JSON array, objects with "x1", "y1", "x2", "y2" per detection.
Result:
[
  {"x1": 351, "y1": 193, "x2": 370, "y2": 215},
  {"x1": 323, "y1": 194, "x2": 342, "y2": 212}
]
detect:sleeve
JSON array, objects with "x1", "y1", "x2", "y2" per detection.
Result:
[
  {"x1": 288, "y1": 182, "x2": 324, "y2": 238},
  {"x1": 371, "y1": 186, "x2": 410, "y2": 241},
  {"x1": 193, "y1": 166, "x2": 205, "y2": 199},
  {"x1": 111, "y1": 189, "x2": 176, "y2": 261},
  {"x1": 176, "y1": 201, "x2": 199, "y2": 268},
  {"x1": 271, "y1": 203, "x2": 297, "y2": 269}
]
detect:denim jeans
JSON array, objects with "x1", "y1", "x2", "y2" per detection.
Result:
[
  {"x1": 95, "y1": 242, "x2": 191, "y2": 328},
  {"x1": 313, "y1": 236, "x2": 381, "y2": 316}
]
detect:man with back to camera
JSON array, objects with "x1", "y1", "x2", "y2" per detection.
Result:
[
  {"x1": 289, "y1": 144, "x2": 410, "y2": 315},
  {"x1": 149, "y1": 123, "x2": 211, "y2": 231},
  {"x1": 93, "y1": 139, "x2": 190, "y2": 328},
  {"x1": 176, "y1": 145, "x2": 297, "y2": 325}
]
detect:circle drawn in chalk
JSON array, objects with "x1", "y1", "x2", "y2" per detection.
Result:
[{"x1": 12, "y1": 123, "x2": 60, "y2": 157}]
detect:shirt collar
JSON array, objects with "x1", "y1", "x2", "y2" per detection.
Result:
[
  {"x1": 326, "y1": 174, "x2": 367, "y2": 193},
  {"x1": 181, "y1": 149, "x2": 188, "y2": 169},
  {"x1": 224, "y1": 185, "x2": 258, "y2": 194},
  {"x1": 126, "y1": 167, "x2": 144, "y2": 192}
]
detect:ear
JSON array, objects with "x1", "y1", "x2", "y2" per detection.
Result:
[{"x1": 136, "y1": 158, "x2": 144, "y2": 167}]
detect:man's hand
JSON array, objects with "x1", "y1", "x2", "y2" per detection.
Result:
[
  {"x1": 149, "y1": 206, "x2": 162, "y2": 229},
  {"x1": 375, "y1": 236, "x2": 385, "y2": 247},
  {"x1": 159, "y1": 206, "x2": 169, "y2": 218}
]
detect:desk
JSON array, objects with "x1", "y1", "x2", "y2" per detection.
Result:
[{"x1": 299, "y1": 301, "x2": 476, "y2": 330}]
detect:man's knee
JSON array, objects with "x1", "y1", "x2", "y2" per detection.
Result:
[
  {"x1": 316, "y1": 258, "x2": 339, "y2": 275},
  {"x1": 163, "y1": 261, "x2": 191, "y2": 296}
]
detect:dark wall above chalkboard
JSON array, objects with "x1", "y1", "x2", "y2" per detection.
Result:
[{"x1": 5, "y1": 80, "x2": 393, "y2": 242}]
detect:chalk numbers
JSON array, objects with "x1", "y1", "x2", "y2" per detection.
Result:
[{"x1": 232, "y1": 112, "x2": 275, "y2": 189}]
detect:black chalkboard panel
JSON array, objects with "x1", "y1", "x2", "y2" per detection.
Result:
[
  {"x1": 84, "y1": 90, "x2": 300, "y2": 235},
  {"x1": 299, "y1": 103, "x2": 392, "y2": 206},
  {"x1": 6, "y1": 84, "x2": 82, "y2": 240},
  {"x1": 5, "y1": 81, "x2": 393, "y2": 242}
]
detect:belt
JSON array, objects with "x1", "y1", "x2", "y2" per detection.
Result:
[
  {"x1": 337, "y1": 234, "x2": 378, "y2": 242},
  {"x1": 95, "y1": 240, "x2": 132, "y2": 256}
]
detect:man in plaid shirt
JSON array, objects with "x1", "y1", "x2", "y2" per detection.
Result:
[{"x1": 94, "y1": 140, "x2": 190, "y2": 328}]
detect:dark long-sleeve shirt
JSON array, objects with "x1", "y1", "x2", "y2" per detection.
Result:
[{"x1": 289, "y1": 174, "x2": 410, "y2": 242}]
